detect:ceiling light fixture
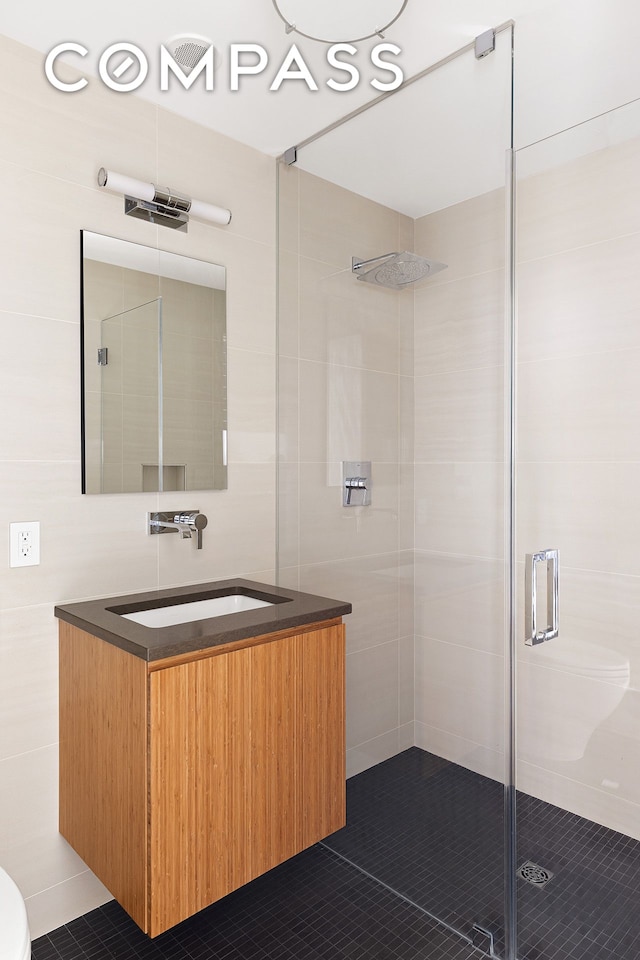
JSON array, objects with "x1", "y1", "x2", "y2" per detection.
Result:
[
  {"x1": 97, "y1": 168, "x2": 231, "y2": 232},
  {"x1": 271, "y1": 0, "x2": 409, "y2": 43}
]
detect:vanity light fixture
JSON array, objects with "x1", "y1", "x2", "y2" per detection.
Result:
[{"x1": 97, "y1": 167, "x2": 232, "y2": 232}]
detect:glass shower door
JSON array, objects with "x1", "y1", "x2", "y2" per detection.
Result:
[{"x1": 514, "y1": 98, "x2": 640, "y2": 960}]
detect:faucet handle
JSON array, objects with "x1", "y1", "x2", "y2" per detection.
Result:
[{"x1": 174, "y1": 512, "x2": 208, "y2": 550}]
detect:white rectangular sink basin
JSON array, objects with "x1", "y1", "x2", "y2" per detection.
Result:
[{"x1": 121, "y1": 594, "x2": 274, "y2": 629}]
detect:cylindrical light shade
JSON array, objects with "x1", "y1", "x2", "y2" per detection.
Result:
[
  {"x1": 97, "y1": 168, "x2": 232, "y2": 226},
  {"x1": 189, "y1": 197, "x2": 232, "y2": 226},
  {"x1": 98, "y1": 168, "x2": 155, "y2": 202}
]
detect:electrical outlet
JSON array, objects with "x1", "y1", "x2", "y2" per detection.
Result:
[{"x1": 9, "y1": 521, "x2": 40, "y2": 567}]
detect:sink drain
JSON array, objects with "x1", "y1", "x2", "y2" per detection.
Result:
[{"x1": 517, "y1": 861, "x2": 554, "y2": 886}]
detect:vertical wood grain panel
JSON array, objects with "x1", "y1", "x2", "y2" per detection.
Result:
[
  {"x1": 298, "y1": 624, "x2": 346, "y2": 846},
  {"x1": 249, "y1": 635, "x2": 298, "y2": 877},
  {"x1": 58, "y1": 623, "x2": 148, "y2": 930}
]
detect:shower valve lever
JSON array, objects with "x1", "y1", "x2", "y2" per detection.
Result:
[{"x1": 342, "y1": 462, "x2": 372, "y2": 507}]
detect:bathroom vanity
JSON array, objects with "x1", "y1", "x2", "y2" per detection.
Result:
[{"x1": 55, "y1": 580, "x2": 351, "y2": 937}]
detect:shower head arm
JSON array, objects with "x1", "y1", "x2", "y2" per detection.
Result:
[{"x1": 352, "y1": 253, "x2": 399, "y2": 272}]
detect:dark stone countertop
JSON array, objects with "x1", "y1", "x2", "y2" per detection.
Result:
[{"x1": 54, "y1": 578, "x2": 352, "y2": 662}]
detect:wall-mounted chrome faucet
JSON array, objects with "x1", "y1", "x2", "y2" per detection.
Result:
[{"x1": 148, "y1": 511, "x2": 208, "y2": 549}]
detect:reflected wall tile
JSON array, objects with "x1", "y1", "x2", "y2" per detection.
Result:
[
  {"x1": 346, "y1": 641, "x2": 399, "y2": 749},
  {"x1": 299, "y1": 461, "x2": 399, "y2": 565},
  {"x1": 415, "y1": 462, "x2": 504, "y2": 560},
  {"x1": 414, "y1": 636, "x2": 504, "y2": 754},
  {"x1": 414, "y1": 269, "x2": 505, "y2": 377},
  {"x1": 517, "y1": 349, "x2": 640, "y2": 462},
  {"x1": 516, "y1": 462, "x2": 640, "y2": 576},
  {"x1": 83, "y1": 260, "x2": 125, "y2": 323},
  {"x1": 414, "y1": 187, "x2": 505, "y2": 286},
  {"x1": 299, "y1": 257, "x2": 399, "y2": 373},
  {"x1": 0, "y1": 315, "x2": 78, "y2": 462},
  {"x1": 414, "y1": 363, "x2": 504, "y2": 463},
  {"x1": 517, "y1": 233, "x2": 640, "y2": 363},
  {"x1": 298, "y1": 361, "x2": 399, "y2": 464},
  {"x1": 163, "y1": 333, "x2": 215, "y2": 403},
  {"x1": 415, "y1": 551, "x2": 506, "y2": 656},
  {"x1": 298, "y1": 555, "x2": 401, "y2": 655}
]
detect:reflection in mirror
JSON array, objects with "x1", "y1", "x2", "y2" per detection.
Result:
[{"x1": 81, "y1": 232, "x2": 227, "y2": 494}]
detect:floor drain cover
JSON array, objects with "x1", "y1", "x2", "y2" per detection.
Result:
[{"x1": 517, "y1": 861, "x2": 554, "y2": 886}]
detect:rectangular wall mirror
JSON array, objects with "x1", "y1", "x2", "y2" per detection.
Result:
[{"x1": 81, "y1": 231, "x2": 227, "y2": 494}]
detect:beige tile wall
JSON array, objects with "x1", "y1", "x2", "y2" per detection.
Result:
[
  {"x1": 413, "y1": 187, "x2": 508, "y2": 781},
  {"x1": 277, "y1": 163, "x2": 416, "y2": 777},
  {"x1": 0, "y1": 33, "x2": 276, "y2": 937},
  {"x1": 515, "y1": 130, "x2": 640, "y2": 841}
]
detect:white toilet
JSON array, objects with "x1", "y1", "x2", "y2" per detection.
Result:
[
  {"x1": 519, "y1": 638, "x2": 630, "y2": 762},
  {"x1": 0, "y1": 867, "x2": 31, "y2": 960}
]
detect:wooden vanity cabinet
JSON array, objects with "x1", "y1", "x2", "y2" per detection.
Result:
[{"x1": 59, "y1": 619, "x2": 346, "y2": 936}]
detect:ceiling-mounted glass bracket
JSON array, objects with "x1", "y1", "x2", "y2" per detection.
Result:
[
  {"x1": 283, "y1": 146, "x2": 298, "y2": 166},
  {"x1": 475, "y1": 28, "x2": 496, "y2": 59}
]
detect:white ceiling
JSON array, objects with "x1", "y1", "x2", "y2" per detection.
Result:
[
  {"x1": 1, "y1": 1, "x2": 560, "y2": 214},
  {"x1": 1, "y1": 0, "x2": 551, "y2": 157}
]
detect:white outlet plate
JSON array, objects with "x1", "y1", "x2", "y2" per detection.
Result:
[{"x1": 10, "y1": 521, "x2": 40, "y2": 567}]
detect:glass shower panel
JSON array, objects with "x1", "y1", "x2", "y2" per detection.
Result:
[
  {"x1": 515, "y1": 98, "x2": 640, "y2": 960},
  {"x1": 100, "y1": 298, "x2": 160, "y2": 493},
  {"x1": 277, "y1": 26, "x2": 513, "y2": 954}
]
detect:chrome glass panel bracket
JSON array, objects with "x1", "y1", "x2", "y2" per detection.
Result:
[{"x1": 524, "y1": 548, "x2": 559, "y2": 646}]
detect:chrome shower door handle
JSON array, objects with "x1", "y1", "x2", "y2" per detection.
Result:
[{"x1": 524, "y1": 548, "x2": 559, "y2": 646}]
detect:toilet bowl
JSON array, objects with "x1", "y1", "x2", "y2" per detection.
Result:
[
  {"x1": 518, "y1": 638, "x2": 630, "y2": 762},
  {"x1": 0, "y1": 867, "x2": 31, "y2": 960}
]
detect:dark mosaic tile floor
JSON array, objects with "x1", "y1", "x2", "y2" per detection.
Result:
[
  {"x1": 32, "y1": 748, "x2": 640, "y2": 960},
  {"x1": 32, "y1": 845, "x2": 484, "y2": 960},
  {"x1": 324, "y1": 748, "x2": 640, "y2": 960}
]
